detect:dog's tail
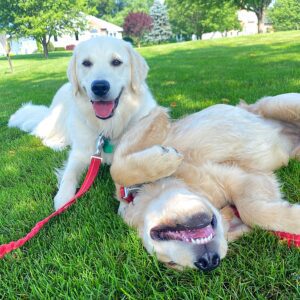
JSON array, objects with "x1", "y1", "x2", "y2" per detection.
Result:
[
  {"x1": 8, "y1": 101, "x2": 70, "y2": 150},
  {"x1": 239, "y1": 93, "x2": 300, "y2": 159},
  {"x1": 8, "y1": 102, "x2": 49, "y2": 133}
]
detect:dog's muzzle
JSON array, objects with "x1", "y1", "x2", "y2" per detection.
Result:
[{"x1": 91, "y1": 88, "x2": 123, "y2": 120}]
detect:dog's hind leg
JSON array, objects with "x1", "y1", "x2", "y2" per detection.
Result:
[
  {"x1": 232, "y1": 172, "x2": 300, "y2": 234},
  {"x1": 239, "y1": 93, "x2": 300, "y2": 160},
  {"x1": 239, "y1": 93, "x2": 300, "y2": 123}
]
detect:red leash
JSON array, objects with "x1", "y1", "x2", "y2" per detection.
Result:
[{"x1": 0, "y1": 155, "x2": 102, "y2": 259}]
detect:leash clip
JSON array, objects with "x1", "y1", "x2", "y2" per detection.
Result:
[
  {"x1": 120, "y1": 185, "x2": 141, "y2": 203},
  {"x1": 94, "y1": 133, "x2": 105, "y2": 157}
]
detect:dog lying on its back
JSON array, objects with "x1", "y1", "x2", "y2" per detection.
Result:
[{"x1": 110, "y1": 93, "x2": 300, "y2": 271}]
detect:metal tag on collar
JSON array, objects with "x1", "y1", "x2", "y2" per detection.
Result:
[{"x1": 103, "y1": 137, "x2": 114, "y2": 154}]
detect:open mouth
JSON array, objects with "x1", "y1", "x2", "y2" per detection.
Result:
[
  {"x1": 91, "y1": 88, "x2": 123, "y2": 120},
  {"x1": 150, "y1": 215, "x2": 217, "y2": 245}
]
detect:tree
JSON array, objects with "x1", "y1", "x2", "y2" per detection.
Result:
[
  {"x1": 268, "y1": 0, "x2": 300, "y2": 31},
  {"x1": 0, "y1": 0, "x2": 88, "y2": 58},
  {"x1": 87, "y1": 0, "x2": 122, "y2": 19},
  {"x1": 123, "y1": 12, "x2": 153, "y2": 47},
  {"x1": 204, "y1": 2, "x2": 241, "y2": 36},
  {"x1": 167, "y1": 0, "x2": 207, "y2": 39},
  {"x1": 233, "y1": 0, "x2": 272, "y2": 33},
  {"x1": 0, "y1": 34, "x2": 13, "y2": 72},
  {"x1": 146, "y1": 0, "x2": 172, "y2": 44},
  {"x1": 89, "y1": 0, "x2": 153, "y2": 27},
  {"x1": 166, "y1": 0, "x2": 240, "y2": 39}
]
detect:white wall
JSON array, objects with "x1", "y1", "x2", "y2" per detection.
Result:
[
  {"x1": 0, "y1": 43, "x2": 5, "y2": 56},
  {"x1": 51, "y1": 28, "x2": 122, "y2": 49},
  {"x1": 200, "y1": 10, "x2": 266, "y2": 41}
]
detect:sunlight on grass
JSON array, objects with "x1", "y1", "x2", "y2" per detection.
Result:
[{"x1": 0, "y1": 31, "x2": 300, "y2": 298}]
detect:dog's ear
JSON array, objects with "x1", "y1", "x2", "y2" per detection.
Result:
[
  {"x1": 67, "y1": 52, "x2": 79, "y2": 95},
  {"x1": 126, "y1": 42, "x2": 149, "y2": 93}
]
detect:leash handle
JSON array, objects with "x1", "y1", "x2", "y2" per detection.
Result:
[{"x1": 0, "y1": 156, "x2": 102, "y2": 259}]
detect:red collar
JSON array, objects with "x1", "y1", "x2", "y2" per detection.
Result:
[{"x1": 120, "y1": 185, "x2": 140, "y2": 203}]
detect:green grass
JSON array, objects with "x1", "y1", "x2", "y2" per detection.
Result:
[{"x1": 1, "y1": 31, "x2": 300, "y2": 299}]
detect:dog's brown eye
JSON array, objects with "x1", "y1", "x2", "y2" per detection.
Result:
[
  {"x1": 111, "y1": 59, "x2": 122, "y2": 66},
  {"x1": 82, "y1": 60, "x2": 92, "y2": 67}
]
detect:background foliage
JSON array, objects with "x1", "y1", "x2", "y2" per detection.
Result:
[
  {"x1": 0, "y1": 0, "x2": 88, "y2": 58},
  {"x1": 146, "y1": 0, "x2": 172, "y2": 44},
  {"x1": 268, "y1": 0, "x2": 300, "y2": 31}
]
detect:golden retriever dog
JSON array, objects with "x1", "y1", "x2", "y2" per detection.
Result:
[
  {"x1": 8, "y1": 37, "x2": 156, "y2": 210},
  {"x1": 110, "y1": 93, "x2": 300, "y2": 272}
]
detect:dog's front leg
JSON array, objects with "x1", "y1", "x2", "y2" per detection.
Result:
[
  {"x1": 111, "y1": 145, "x2": 183, "y2": 186},
  {"x1": 220, "y1": 206, "x2": 251, "y2": 242},
  {"x1": 54, "y1": 147, "x2": 93, "y2": 210},
  {"x1": 111, "y1": 107, "x2": 183, "y2": 186}
]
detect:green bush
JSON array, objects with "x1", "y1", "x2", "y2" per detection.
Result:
[
  {"x1": 37, "y1": 41, "x2": 55, "y2": 53},
  {"x1": 123, "y1": 36, "x2": 134, "y2": 45},
  {"x1": 54, "y1": 47, "x2": 65, "y2": 51}
]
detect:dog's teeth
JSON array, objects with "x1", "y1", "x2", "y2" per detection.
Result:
[{"x1": 188, "y1": 235, "x2": 214, "y2": 245}]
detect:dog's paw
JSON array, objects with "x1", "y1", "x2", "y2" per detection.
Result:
[
  {"x1": 148, "y1": 145, "x2": 183, "y2": 178},
  {"x1": 54, "y1": 190, "x2": 75, "y2": 211}
]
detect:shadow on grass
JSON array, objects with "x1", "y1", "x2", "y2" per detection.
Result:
[
  {"x1": 141, "y1": 41, "x2": 300, "y2": 116},
  {"x1": 1, "y1": 35, "x2": 300, "y2": 298},
  {"x1": 0, "y1": 51, "x2": 72, "y2": 62},
  {"x1": 1, "y1": 39, "x2": 300, "y2": 119}
]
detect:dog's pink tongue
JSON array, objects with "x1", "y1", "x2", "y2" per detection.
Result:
[
  {"x1": 186, "y1": 225, "x2": 214, "y2": 239},
  {"x1": 92, "y1": 101, "x2": 114, "y2": 119},
  {"x1": 165, "y1": 225, "x2": 214, "y2": 241}
]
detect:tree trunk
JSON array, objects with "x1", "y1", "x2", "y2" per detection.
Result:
[
  {"x1": 41, "y1": 36, "x2": 49, "y2": 58},
  {"x1": 196, "y1": 28, "x2": 203, "y2": 40},
  {"x1": 256, "y1": 9, "x2": 265, "y2": 34},
  {"x1": 0, "y1": 34, "x2": 13, "y2": 72},
  {"x1": 6, "y1": 53, "x2": 13, "y2": 72}
]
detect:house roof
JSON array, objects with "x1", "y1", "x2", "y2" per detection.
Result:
[{"x1": 87, "y1": 15, "x2": 123, "y2": 32}]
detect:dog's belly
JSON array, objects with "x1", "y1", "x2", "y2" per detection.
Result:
[{"x1": 164, "y1": 104, "x2": 290, "y2": 171}]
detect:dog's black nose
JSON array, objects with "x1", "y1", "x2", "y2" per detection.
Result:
[
  {"x1": 91, "y1": 80, "x2": 110, "y2": 97},
  {"x1": 194, "y1": 252, "x2": 220, "y2": 272}
]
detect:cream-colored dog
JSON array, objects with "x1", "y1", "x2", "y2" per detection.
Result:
[
  {"x1": 8, "y1": 37, "x2": 156, "y2": 210},
  {"x1": 110, "y1": 93, "x2": 300, "y2": 271}
]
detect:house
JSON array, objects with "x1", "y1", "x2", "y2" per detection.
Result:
[
  {"x1": 0, "y1": 15, "x2": 123, "y2": 56},
  {"x1": 202, "y1": 9, "x2": 272, "y2": 40},
  {"x1": 51, "y1": 15, "x2": 123, "y2": 49},
  {"x1": 0, "y1": 36, "x2": 38, "y2": 56}
]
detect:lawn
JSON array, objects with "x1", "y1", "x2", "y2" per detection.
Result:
[{"x1": 1, "y1": 31, "x2": 300, "y2": 299}]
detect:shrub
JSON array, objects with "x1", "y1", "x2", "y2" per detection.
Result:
[
  {"x1": 54, "y1": 47, "x2": 66, "y2": 51},
  {"x1": 66, "y1": 44, "x2": 75, "y2": 51}
]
